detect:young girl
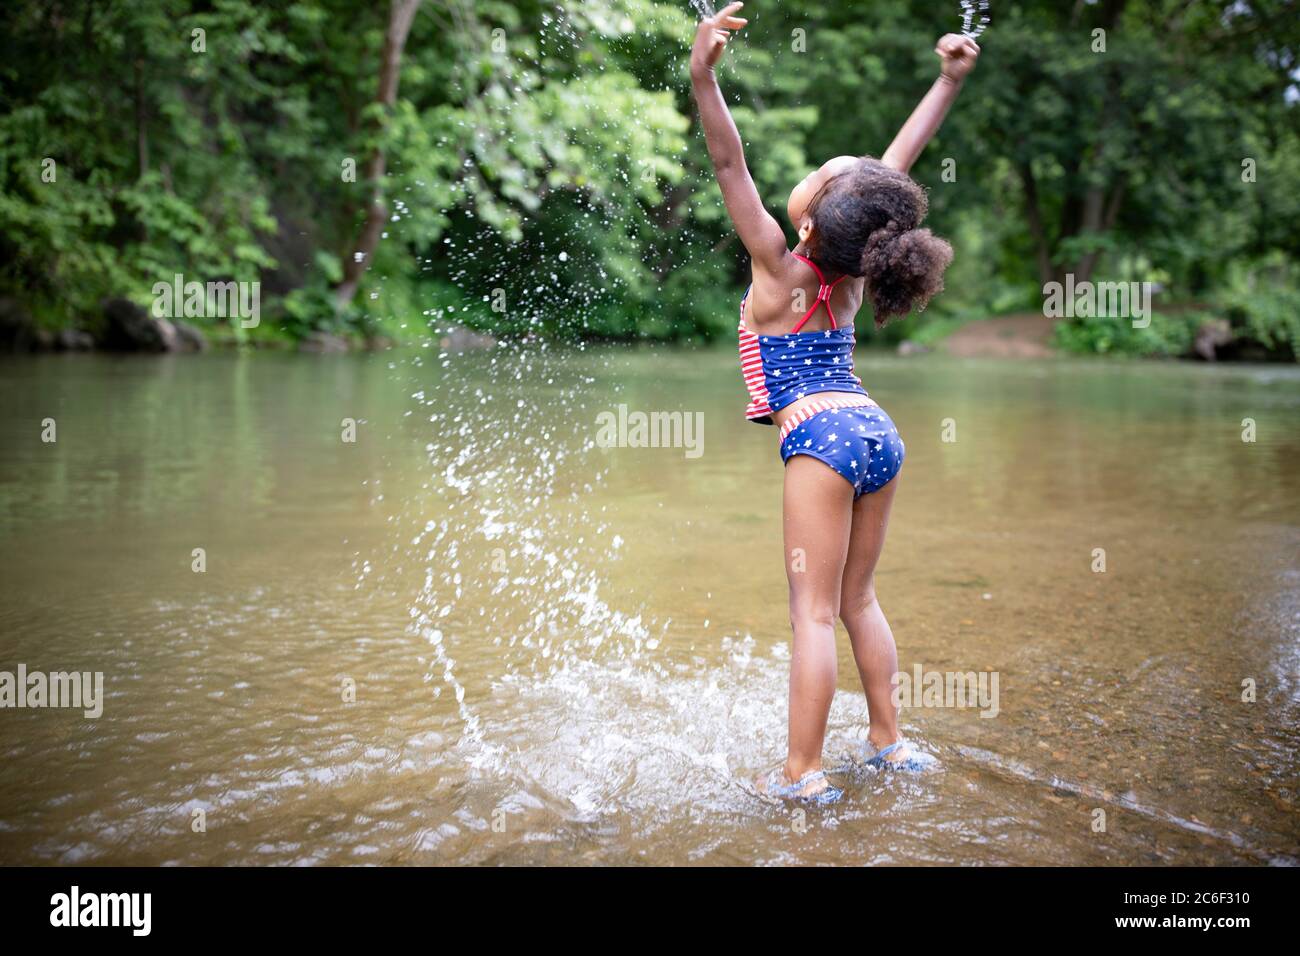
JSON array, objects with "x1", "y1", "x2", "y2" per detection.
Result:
[{"x1": 690, "y1": 3, "x2": 980, "y2": 803}]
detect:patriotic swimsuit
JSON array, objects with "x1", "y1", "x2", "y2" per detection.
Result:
[{"x1": 738, "y1": 253, "x2": 905, "y2": 497}]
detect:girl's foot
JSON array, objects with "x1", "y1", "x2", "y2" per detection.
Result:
[
  {"x1": 863, "y1": 738, "x2": 937, "y2": 773},
  {"x1": 755, "y1": 767, "x2": 844, "y2": 805}
]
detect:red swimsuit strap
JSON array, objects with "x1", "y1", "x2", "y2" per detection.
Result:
[{"x1": 789, "y1": 252, "x2": 848, "y2": 333}]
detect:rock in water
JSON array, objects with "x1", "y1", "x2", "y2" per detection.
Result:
[
  {"x1": 0, "y1": 297, "x2": 40, "y2": 352},
  {"x1": 172, "y1": 320, "x2": 208, "y2": 351},
  {"x1": 298, "y1": 331, "x2": 350, "y2": 353},
  {"x1": 439, "y1": 324, "x2": 496, "y2": 351},
  {"x1": 55, "y1": 329, "x2": 95, "y2": 351},
  {"x1": 100, "y1": 298, "x2": 181, "y2": 352},
  {"x1": 1193, "y1": 317, "x2": 1232, "y2": 361}
]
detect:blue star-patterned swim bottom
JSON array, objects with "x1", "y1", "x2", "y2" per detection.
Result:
[{"x1": 778, "y1": 401, "x2": 905, "y2": 497}]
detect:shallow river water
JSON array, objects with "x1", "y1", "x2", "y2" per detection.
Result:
[{"x1": 1, "y1": 347, "x2": 1297, "y2": 865}]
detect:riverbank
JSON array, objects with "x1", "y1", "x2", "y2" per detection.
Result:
[
  {"x1": 939, "y1": 313, "x2": 1057, "y2": 359},
  {"x1": 0, "y1": 297, "x2": 497, "y2": 355},
  {"x1": 924, "y1": 306, "x2": 1294, "y2": 363},
  {"x1": 4, "y1": 291, "x2": 1293, "y2": 365}
]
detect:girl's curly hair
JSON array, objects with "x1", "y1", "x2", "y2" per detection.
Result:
[{"x1": 805, "y1": 158, "x2": 953, "y2": 326}]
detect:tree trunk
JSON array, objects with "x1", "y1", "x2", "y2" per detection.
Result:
[
  {"x1": 134, "y1": 57, "x2": 148, "y2": 180},
  {"x1": 1017, "y1": 162, "x2": 1055, "y2": 287},
  {"x1": 1074, "y1": 179, "x2": 1125, "y2": 284},
  {"x1": 335, "y1": 0, "x2": 422, "y2": 309}
]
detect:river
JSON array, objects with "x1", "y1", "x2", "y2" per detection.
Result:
[{"x1": 1, "y1": 347, "x2": 1297, "y2": 865}]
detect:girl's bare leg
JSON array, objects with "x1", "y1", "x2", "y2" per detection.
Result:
[
  {"x1": 781, "y1": 455, "x2": 854, "y2": 786},
  {"x1": 837, "y1": 475, "x2": 908, "y2": 755}
]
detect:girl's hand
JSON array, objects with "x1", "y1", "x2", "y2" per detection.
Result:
[
  {"x1": 690, "y1": 2, "x2": 748, "y2": 79},
  {"x1": 935, "y1": 33, "x2": 980, "y2": 83}
]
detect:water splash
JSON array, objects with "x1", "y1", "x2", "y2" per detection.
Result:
[
  {"x1": 959, "y1": 0, "x2": 991, "y2": 41},
  {"x1": 338, "y1": 5, "x2": 695, "y2": 771},
  {"x1": 689, "y1": 0, "x2": 717, "y2": 21},
  {"x1": 351, "y1": 335, "x2": 671, "y2": 779}
]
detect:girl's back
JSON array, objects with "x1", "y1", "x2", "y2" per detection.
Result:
[{"x1": 690, "y1": 2, "x2": 980, "y2": 800}]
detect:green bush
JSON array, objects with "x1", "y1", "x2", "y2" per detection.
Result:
[
  {"x1": 1217, "y1": 255, "x2": 1300, "y2": 358},
  {"x1": 1053, "y1": 311, "x2": 1199, "y2": 357}
]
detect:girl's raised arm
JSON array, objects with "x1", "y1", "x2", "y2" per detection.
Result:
[
  {"x1": 881, "y1": 34, "x2": 980, "y2": 174},
  {"x1": 690, "y1": 3, "x2": 788, "y2": 271}
]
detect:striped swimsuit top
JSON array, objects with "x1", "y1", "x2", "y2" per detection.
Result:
[{"x1": 737, "y1": 253, "x2": 870, "y2": 425}]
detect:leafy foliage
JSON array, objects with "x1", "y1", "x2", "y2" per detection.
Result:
[{"x1": 0, "y1": 0, "x2": 1296, "y2": 355}]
